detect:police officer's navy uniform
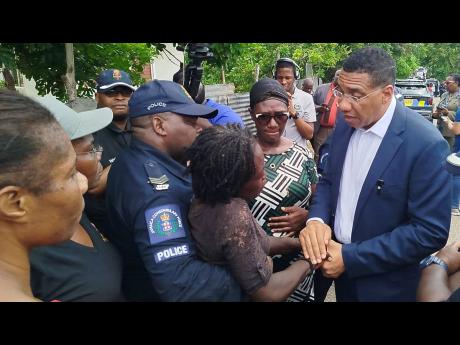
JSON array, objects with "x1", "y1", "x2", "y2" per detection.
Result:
[
  {"x1": 84, "y1": 69, "x2": 136, "y2": 234},
  {"x1": 104, "y1": 80, "x2": 244, "y2": 301}
]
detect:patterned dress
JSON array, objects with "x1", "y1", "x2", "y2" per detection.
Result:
[{"x1": 248, "y1": 141, "x2": 318, "y2": 302}]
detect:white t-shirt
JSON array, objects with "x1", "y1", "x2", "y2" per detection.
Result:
[{"x1": 283, "y1": 86, "x2": 316, "y2": 148}]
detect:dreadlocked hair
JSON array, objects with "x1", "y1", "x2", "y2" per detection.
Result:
[{"x1": 186, "y1": 124, "x2": 256, "y2": 206}]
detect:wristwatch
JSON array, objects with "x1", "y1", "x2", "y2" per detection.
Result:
[
  {"x1": 419, "y1": 255, "x2": 448, "y2": 272},
  {"x1": 290, "y1": 112, "x2": 299, "y2": 120}
]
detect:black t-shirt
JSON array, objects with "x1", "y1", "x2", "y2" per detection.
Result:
[
  {"x1": 84, "y1": 121, "x2": 132, "y2": 233},
  {"x1": 30, "y1": 213, "x2": 125, "y2": 302}
]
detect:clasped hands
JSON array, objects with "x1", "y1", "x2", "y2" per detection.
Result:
[{"x1": 299, "y1": 220, "x2": 345, "y2": 278}]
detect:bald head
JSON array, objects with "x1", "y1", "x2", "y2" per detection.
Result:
[
  {"x1": 302, "y1": 78, "x2": 314, "y2": 95},
  {"x1": 333, "y1": 69, "x2": 341, "y2": 85}
]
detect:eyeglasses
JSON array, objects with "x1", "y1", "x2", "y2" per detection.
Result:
[
  {"x1": 77, "y1": 144, "x2": 103, "y2": 157},
  {"x1": 333, "y1": 87, "x2": 383, "y2": 103},
  {"x1": 444, "y1": 80, "x2": 456, "y2": 85},
  {"x1": 254, "y1": 112, "x2": 289, "y2": 125},
  {"x1": 103, "y1": 88, "x2": 133, "y2": 97}
]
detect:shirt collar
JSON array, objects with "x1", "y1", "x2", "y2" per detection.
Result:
[
  {"x1": 107, "y1": 120, "x2": 132, "y2": 133},
  {"x1": 359, "y1": 96, "x2": 396, "y2": 138}
]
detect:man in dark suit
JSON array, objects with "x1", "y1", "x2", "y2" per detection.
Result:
[{"x1": 299, "y1": 47, "x2": 451, "y2": 302}]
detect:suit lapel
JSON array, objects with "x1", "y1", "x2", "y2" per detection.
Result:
[{"x1": 351, "y1": 104, "x2": 406, "y2": 238}]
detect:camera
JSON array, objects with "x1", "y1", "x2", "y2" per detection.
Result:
[{"x1": 176, "y1": 43, "x2": 214, "y2": 101}]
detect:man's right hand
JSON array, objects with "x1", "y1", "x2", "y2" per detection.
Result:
[
  {"x1": 299, "y1": 220, "x2": 332, "y2": 265},
  {"x1": 436, "y1": 241, "x2": 460, "y2": 275}
]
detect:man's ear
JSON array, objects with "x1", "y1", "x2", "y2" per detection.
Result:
[
  {"x1": 383, "y1": 85, "x2": 394, "y2": 103},
  {"x1": 0, "y1": 186, "x2": 27, "y2": 222},
  {"x1": 151, "y1": 115, "x2": 167, "y2": 136}
]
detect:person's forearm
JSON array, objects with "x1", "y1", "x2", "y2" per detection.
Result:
[
  {"x1": 417, "y1": 265, "x2": 452, "y2": 302},
  {"x1": 268, "y1": 237, "x2": 301, "y2": 256},
  {"x1": 251, "y1": 260, "x2": 310, "y2": 302},
  {"x1": 295, "y1": 119, "x2": 314, "y2": 140}
]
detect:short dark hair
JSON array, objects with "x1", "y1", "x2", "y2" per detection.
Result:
[
  {"x1": 448, "y1": 73, "x2": 460, "y2": 86},
  {"x1": 186, "y1": 124, "x2": 256, "y2": 206},
  {"x1": 275, "y1": 61, "x2": 296, "y2": 78},
  {"x1": 0, "y1": 90, "x2": 68, "y2": 194},
  {"x1": 342, "y1": 47, "x2": 396, "y2": 88}
]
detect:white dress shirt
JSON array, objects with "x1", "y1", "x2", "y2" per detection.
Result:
[{"x1": 334, "y1": 96, "x2": 396, "y2": 243}]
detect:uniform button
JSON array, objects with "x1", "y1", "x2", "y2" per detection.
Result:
[{"x1": 270, "y1": 163, "x2": 276, "y2": 169}]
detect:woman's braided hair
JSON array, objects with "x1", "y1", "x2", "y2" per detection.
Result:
[{"x1": 186, "y1": 124, "x2": 256, "y2": 206}]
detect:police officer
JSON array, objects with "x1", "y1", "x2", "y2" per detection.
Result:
[
  {"x1": 104, "y1": 80, "x2": 244, "y2": 301},
  {"x1": 84, "y1": 69, "x2": 136, "y2": 233}
]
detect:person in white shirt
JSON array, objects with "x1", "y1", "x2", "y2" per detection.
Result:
[
  {"x1": 299, "y1": 47, "x2": 451, "y2": 302},
  {"x1": 274, "y1": 58, "x2": 316, "y2": 149}
]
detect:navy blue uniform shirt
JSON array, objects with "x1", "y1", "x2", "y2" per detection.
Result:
[{"x1": 105, "y1": 136, "x2": 244, "y2": 301}]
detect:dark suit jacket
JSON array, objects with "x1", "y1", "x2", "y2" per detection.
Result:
[{"x1": 309, "y1": 101, "x2": 451, "y2": 301}]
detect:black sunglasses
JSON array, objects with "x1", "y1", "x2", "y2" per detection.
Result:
[
  {"x1": 103, "y1": 88, "x2": 133, "y2": 97},
  {"x1": 254, "y1": 112, "x2": 289, "y2": 125}
]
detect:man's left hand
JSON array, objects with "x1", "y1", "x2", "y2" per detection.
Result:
[{"x1": 320, "y1": 240, "x2": 345, "y2": 278}]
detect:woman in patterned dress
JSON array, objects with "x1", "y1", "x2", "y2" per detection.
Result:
[{"x1": 247, "y1": 78, "x2": 318, "y2": 302}]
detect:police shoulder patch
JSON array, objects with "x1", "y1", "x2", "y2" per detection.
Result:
[{"x1": 144, "y1": 204, "x2": 186, "y2": 245}]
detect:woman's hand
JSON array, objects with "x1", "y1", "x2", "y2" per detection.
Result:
[{"x1": 268, "y1": 206, "x2": 308, "y2": 235}]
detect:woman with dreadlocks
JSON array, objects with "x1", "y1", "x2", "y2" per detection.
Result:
[
  {"x1": 187, "y1": 125, "x2": 312, "y2": 301},
  {"x1": 247, "y1": 78, "x2": 318, "y2": 302}
]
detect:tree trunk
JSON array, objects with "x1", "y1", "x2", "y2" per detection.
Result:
[
  {"x1": 62, "y1": 43, "x2": 77, "y2": 108},
  {"x1": 2, "y1": 68, "x2": 16, "y2": 90},
  {"x1": 221, "y1": 65, "x2": 226, "y2": 84},
  {"x1": 255, "y1": 64, "x2": 260, "y2": 82}
]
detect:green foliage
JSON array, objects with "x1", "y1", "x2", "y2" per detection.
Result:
[
  {"x1": 0, "y1": 79, "x2": 5, "y2": 88},
  {"x1": 0, "y1": 43, "x2": 159, "y2": 101},
  {"x1": 2, "y1": 43, "x2": 458, "y2": 98},
  {"x1": 197, "y1": 43, "x2": 460, "y2": 92}
]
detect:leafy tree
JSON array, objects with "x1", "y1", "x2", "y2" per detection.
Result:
[{"x1": 0, "y1": 43, "x2": 159, "y2": 101}]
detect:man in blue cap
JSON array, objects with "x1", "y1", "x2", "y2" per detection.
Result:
[
  {"x1": 104, "y1": 80, "x2": 244, "y2": 301},
  {"x1": 85, "y1": 69, "x2": 136, "y2": 233}
]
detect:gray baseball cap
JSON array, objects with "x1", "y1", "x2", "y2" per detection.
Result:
[{"x1": 35, "y1": 95, "x2": 113, "y2": 140}]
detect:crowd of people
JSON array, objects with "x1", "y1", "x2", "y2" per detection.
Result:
[{"x1": 1, "y1": 46, "x2": 459, "y2": 302}]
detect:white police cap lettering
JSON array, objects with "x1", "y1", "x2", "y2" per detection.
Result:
[{"x1": 147, "y1": 102, "x2": 166, "y2": 111}]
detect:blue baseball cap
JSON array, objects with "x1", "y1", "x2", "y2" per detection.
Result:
[
  {"x1": 128, "y1": 80, "x2": 218, "y2": 119},
  {"x1": 96, "y1": 69, "x2": 135, "y2": 92}
]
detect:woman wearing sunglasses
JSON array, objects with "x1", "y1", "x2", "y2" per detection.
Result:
[
  {"x1": 247, "y1": 78, "x2": 318, "y2": 302},
  {"x1": 29, "y1": 96, "x2": 125, "y2": 302}
]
